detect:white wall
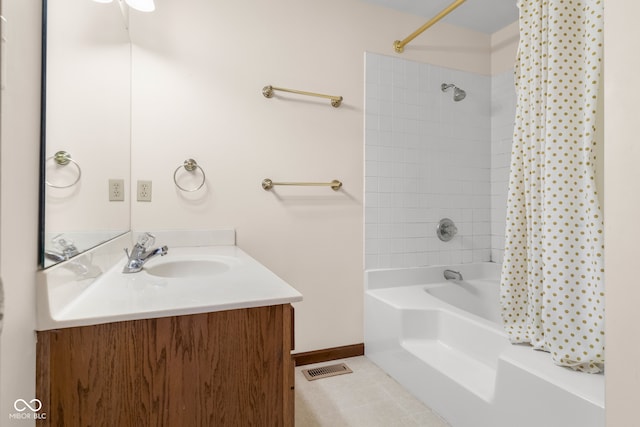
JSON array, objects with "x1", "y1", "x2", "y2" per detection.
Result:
[
  {"x1": 128, "y1": 0, "x2": 494, "y2": 352},
  {"x1": 604, "y1": 2, "x2": 640, "y2": 425},
  {"x1": 491, "y1": 21, "x2": 519, "y2": 75},
  {"x1": 0, "y1": 0, "x2": 41, "y2": 424}
]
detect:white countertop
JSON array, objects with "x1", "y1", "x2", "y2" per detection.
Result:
[{"x1": 37, "y1": 243, "x2": 302, "y2": 330}]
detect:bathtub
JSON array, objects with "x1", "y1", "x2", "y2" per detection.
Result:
[{"x1": 364, "y1": 263, "x2": 604, "y2": 427}]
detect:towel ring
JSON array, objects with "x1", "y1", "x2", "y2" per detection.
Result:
[
  {"x1": 173, "y1": 158, "x2": 206, "y2": 192},
  {"x1": 45, "y1": 151, "x2": 82, "y2": 189}
]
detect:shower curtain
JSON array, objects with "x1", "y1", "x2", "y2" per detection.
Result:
[{"x1": 500, "y1": 0, "x2": 604, "y2": 373}]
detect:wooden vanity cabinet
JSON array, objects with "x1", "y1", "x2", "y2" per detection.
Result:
[{"x1": 36, "y1": 304, "x2": 295, "y2": 426}]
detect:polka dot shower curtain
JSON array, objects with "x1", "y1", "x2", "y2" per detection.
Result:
[{"x1": 500, "y1": 0, "x2": 604, "y2": 373}]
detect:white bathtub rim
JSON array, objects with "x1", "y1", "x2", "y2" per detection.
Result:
[
  {"x1": 366, "y1": 262, "x2": 501, "y2": 290},
  {"x1": 499, "y1": 344, "x2": 604, "y2": 408},
  {"x1": 365, "y1": 281, "x2": 605, "y2": 409},
  {"x1": 367, "y1": 282, "x2": 505, "y2": 335}
]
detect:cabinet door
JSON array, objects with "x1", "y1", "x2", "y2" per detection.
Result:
[{"x1": 37, "y1": 305, "x2": 294, "y2": 426}]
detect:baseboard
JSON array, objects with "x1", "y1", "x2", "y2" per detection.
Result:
[{"x1": 292, "y1": 343, "x2": 364, "y2": 367}]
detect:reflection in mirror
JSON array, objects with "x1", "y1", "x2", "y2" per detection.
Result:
[{"x1": 39, "y1": 0, "x2": 131, "y2": 268}]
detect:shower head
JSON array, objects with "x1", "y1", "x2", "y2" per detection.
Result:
[
  {"x1": 441, "y1": 83, "x2": 466, "y2": 102},
  {"x1": 453, "y1": 87, "x2": 466, "y2": 101}
]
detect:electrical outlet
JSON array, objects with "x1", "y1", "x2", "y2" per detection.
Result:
[
  {"x1": 137, "y1": 180, "x2": 152, "y2": 202},
  {"x1": 109, "y1": 179, "x2": 125, "y2": 201}
]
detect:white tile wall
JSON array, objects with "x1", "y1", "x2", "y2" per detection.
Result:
[
  {"x1": 490, "y1": 70, "x2": 517, "y2": 264},
  {"x1": 365, "y1": 53, "x2": 493, "y2": 270}
]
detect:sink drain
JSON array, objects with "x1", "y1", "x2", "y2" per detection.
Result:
[{"x1": 301, "y1": 363, "x2": 353, "y2": 381}]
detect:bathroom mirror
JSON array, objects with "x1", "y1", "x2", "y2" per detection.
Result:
[{"x1": 39, "y1": 0, "x2": 131, "y2": 268}]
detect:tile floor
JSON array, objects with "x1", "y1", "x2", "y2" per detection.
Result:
[{"x1": 294, "y1": 356, "x2": 451, "y2": 427}]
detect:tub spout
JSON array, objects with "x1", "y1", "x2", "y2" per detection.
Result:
[{"x1": 444, "y1": 269, "x2": 463, "y2": 281}]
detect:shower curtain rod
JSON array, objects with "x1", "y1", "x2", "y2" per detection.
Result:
[{"x1": 393, "y1": 0, "x2": 466, "y2": 53}]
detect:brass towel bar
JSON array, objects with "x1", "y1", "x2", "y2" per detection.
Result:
[
  {"x1": 262, "y1": 179, "x2": 342, "y2": 191},
  {"x1": 262, "y1": 85, "x2": 343, "y2": 108},
  {"x1": 393, "y1": 0, "x2": 466, "y2": 53}
]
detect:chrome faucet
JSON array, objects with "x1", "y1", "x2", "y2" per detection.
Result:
[
  {"x1": 122, "y1": 232, "x2": 168, "y2": 273},
  {"x1": 45, "y1": 235, "x2": 80, "y2": 262},
  {"x1": 444, "y1": 269, "x2": 463, "y2": 281}
]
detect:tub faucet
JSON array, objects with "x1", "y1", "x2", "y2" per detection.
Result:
[
  {"x1": 122, "y1": 232, "x2": 168, "y2": 273},
  {"x1": 444, "y1": 269, "x2": 463, "y2": 281}
]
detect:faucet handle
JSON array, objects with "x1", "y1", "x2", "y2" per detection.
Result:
[
  {"x1": 436, "y1": 218, "x2": 457, "y2": 242},
  {"x1": 136, "y1": 232, "x2": 156, "y2": 248}
]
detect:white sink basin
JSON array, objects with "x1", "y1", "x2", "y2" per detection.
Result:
[{"x1": 145, "y1": 258, "x2": 234, "y2": 278}]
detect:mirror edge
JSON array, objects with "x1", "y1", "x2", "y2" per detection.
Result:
[{"x1": 37, "y1": 0, "x2": 47, "y2": 269}]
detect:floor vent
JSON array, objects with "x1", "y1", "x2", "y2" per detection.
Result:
[{"x1": 302, "y1": 363, "x2": 353, "y2": 381}]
